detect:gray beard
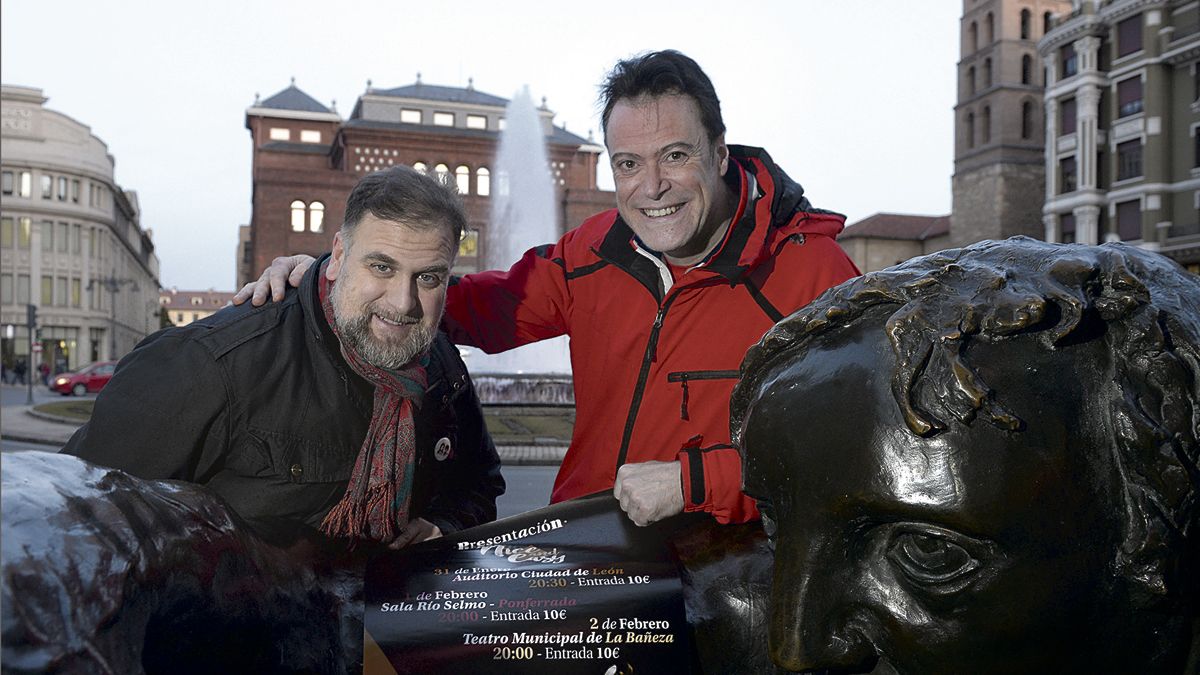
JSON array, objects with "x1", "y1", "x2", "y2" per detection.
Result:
[{"x1": 331, "y1": 288, "x2": 436, "y2": 370}]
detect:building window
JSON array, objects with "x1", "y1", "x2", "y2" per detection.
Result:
[
  {"x1": 41, "y1": 276, "x2": 53, "y2": 306},
  {"x1": 71, "y1": 179, "x2": 80, "y2": 203},
  {"x1": 0, "y1": 217, "x2": 9, "y2": 248},
  {"x1": 57, "y1": 222, "x2": 68, "y2": 253},
  {"x1": 413, "y1": 162, "x2": 427, "y2": 175},
  {"x1": 41, "y1": 221, "x2": 53, "y2": 251},
  {"x1": 17, "y1": 217, "x2": 31, "y2": 249},
  {"x1": 1195, "y1": 130, "x2": 1199, "y2": 168},
  {"x1": 71, "y1": 223, "x2": 81, "y2": 254},
  {"x1": 17, "y1": 171, "x2": 31, "y2": 197},
  {"x1": 466, "y1": 114, "x2": 487, "y2": 130},
  {"x1": 1022, "y1": 55, "x2": 1032, "y2": 85},
  {"x1": 17, "y1": 275, "x2": 30, "y2": 304},
  {"x1": 1116, "y1": 140, "x2": 1143, "y2": 181},
  {"x1": 1021, "y1": 9, "x2": 1031, "y2": 40},
  {"x1": 967, "y1": 66, "x2": 976, "y2": 95},
  {"x1": 0, "y1": 274, "x2": 11, "y2": 305},
  {"x1": 966, "y1": 112, "x2": 975, "y2": 149},
  {"x1": 982, "y1": 106, "x2": 992, "y2": 144},
  {"x1": 433, "y1": 112, "x2": 454, "y2": 127},
  {"x1": 970, "y1": 22, "x2": 978, "y2": 52},
  {"x1": 458, "y1": 228, "x2": 479, "y2": 259},
  {"x1": 984, "y1": 58, "x2": 992, "y2": 88},
  {"x1": 455, "y1": 165, "x2": 470, "y2": 195},
  {"x1": 400, "y1": 109, "x2": 422, "y2": 124},
  {"x1": 309, "y1": 201, "x2": 324, "y2": 232},
  {"x1": 986, "y1": 12, "x2": 995, "y2": 42},
  {"x1": 71, "y1": 279, "x2": 81, "y2": 308},
  {"x1": 1060, "y1": 97, "x2": 1076, "y2": 136},
  {"x1": 1060, "y1": 212, "x2": 1076, "y2": 243},
  {"x1": 55, "y1": 278, "x2": 66, "y2": 307},
  {"x1": 1060, "y1": 156, "x2": 1077, "y2": 193},
  {"x1": 40, "y1": 174, "x2": 52, "y2": 199},
  {"x1": 434, "y1": 163, "x2": 450, "y2": 182},
  {"x1": 300, "y1": 130, "x2": 321, "y2": 143},
  {"x1": 291, "y1": 200, "x2": 306, "y2": 232},
  {"x1": 477, "y1": 167, "x2": 491, "y2": 196},
  {"x1": 1117, "y1": 15, "x2": 1142, "y2": 58},
  {"x1": 1116, "y1": 77, "x2": 1143, "y2": 118},
  {"x1": 1116, "y1": 200, "x2": 1141, "y2": 240},
  {"x1": 1, "y1": 171, "x2": 11, "y2": 195},
  {"x1": 57, "y1": 177, "x2": 68, "y2": 201},
  {"x1": 1044, "y1": 11, "x2": 1054, "y2": 35},
  {"x1": 1061, "y1": 43, "x2": 1077, "y2": 78},
  {"x1": 269, "y1": 127, "x2": 290, "y2": 141}
]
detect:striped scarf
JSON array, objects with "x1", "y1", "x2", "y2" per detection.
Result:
[{"x1": 317, "y1": 264, "x2": 427, "y2": 542}]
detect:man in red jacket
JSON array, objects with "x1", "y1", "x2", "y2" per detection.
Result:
[{"x1": 239, "y1": 50, "x2": 859, "y2": 526}]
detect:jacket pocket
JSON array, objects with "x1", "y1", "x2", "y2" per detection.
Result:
[
  {"x1": 666, "y1": 370, "x2": 741, "y2": 421},
  {"x1": 248, "y1": 426, "x2": 355, "y2": 484}
]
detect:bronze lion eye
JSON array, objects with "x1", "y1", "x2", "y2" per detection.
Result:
[{"x1": 887, "y1": 528, "x2": 984, "y2": 588}]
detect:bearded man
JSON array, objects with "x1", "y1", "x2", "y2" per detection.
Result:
[{"x1": 62, "y1": 166, "x2": 504, "y2": 551}]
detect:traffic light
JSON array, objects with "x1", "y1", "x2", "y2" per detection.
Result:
[{"x1": 26, "y1": 303, "x2": 36, "y2": 328}]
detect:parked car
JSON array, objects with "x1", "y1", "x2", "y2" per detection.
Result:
[{"x1": 51, "y1": 361, "x2": 117, "y2": 396}]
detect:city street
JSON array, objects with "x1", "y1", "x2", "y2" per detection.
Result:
[{"x1": 1, "y1": 381, "x2": 77, "y2": 408}]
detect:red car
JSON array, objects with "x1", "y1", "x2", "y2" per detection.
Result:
[{"x1": 51, "y1": 361, "x2": 117, "y2": 396}]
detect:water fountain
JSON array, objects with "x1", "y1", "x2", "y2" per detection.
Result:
[{"x1": 460, "y1": 86, "x2": 574, "y2": 405}]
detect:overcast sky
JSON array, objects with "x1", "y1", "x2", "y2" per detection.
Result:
[{"x1": 1, "y1": 1, "x2": 961, "y2": 290}]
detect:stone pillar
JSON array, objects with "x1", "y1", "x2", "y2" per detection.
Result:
[
  {"x1": 1074, "y1": 205, "x2": 1101, "y2": 245},
  {"x1": 1044, "y1": 97, "x2": 1059, "y2": 198},
  {"x1": 1076, "y1": 83, "x2": 1101, "y2": 191},
  {"x1": 1043, "y1": 213, "x2": 1058, "y2": 243}
]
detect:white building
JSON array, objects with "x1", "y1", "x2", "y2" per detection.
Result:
[{"x1": 1, "y1": 85, "x2": 161, "y2": 374}]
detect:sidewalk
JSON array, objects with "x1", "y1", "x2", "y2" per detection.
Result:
[
  {"x1": 0, "y1": 406, "x2": 80, "y2": 447},
  {"x1": 1, "y1": 403, "x2": 567, "y2": 465}
]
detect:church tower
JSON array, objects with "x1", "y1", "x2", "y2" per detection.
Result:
[{"x1": 950, "y1": 0, "x2": 1071, "y2": 247}]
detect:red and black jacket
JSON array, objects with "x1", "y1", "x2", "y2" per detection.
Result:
[{"x1": 444, "y1": 145, "x2": 860, "y2": 523}]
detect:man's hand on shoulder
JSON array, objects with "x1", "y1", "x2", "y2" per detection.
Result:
[
  {"x1": 613, "y1": 460, "x2": 684, "y2": 527},
  {"x1": 232, "y1": 254, "x2": 317, "y2": 307},
  {"x1": 387, "y1": 518, "x2": 443, "y2": 549}
]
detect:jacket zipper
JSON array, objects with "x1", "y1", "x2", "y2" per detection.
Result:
[
  {"x1": 614, "y1": 293, "x2": 681, "y2": 469},
  {"x1": 666, "y1": 369, "x2": 741, "y2": 420}
]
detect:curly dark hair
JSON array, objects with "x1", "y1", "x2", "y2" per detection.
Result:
[{"x1": 732, "y1": 237, "x2": 1200, "y2": 603}]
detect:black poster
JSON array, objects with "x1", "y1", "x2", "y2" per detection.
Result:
[{"x1": 363, "y1": 494, "x2": 692, "y2": 674}]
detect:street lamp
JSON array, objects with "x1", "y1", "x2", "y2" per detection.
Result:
[{"x1": 88, "y1": 273, "x2": 139, "y2": 360}]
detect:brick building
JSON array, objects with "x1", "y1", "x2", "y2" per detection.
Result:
[
  {"x1": 951, "y1": 0, "x2": 1073, "y2": 247},
  {"x1": 240, "y1": 78, "x2": 612, "y2": 286},
  {"x1": 843, "y1": 0, "x2": 1071, "y2": 272}
]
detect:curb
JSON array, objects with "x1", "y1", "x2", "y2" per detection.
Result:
[
  {"x1": 25, "y1": 408, "x2": 86, "y2": 426},
  {"x1": 495, "y1": 445, "x2": 567, "y2": 466}
]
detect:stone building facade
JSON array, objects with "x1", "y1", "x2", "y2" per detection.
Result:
[
  {"x1": 0, "y1": 85, "x2": 161, "y2": 375},
  {"x1": 158, "y1": 288, "x2": 236, "y2": 327},
  {"x1": 241, "y1": 78, "x2": 612, "y2": 286},
  {"x1": 839, "y1": 214, "x2": 951, "y2": 273},
  {"x1": 1039, "y1": 0, "x2": 1200, "y2": 271},
  {"x1": 951, "y1": 0, "x2": 1073, "y2": 247}
]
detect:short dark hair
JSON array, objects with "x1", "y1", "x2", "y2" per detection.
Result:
[
  {"x1": 599, "y1": 50, "x2": 725, "y2": 143},
  {"x1": 732, "y1": 237, "x2": 1200, "y2": 605},
  {"x1": 341, "y1": 165, "x2": 465, "y2": 246}
]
